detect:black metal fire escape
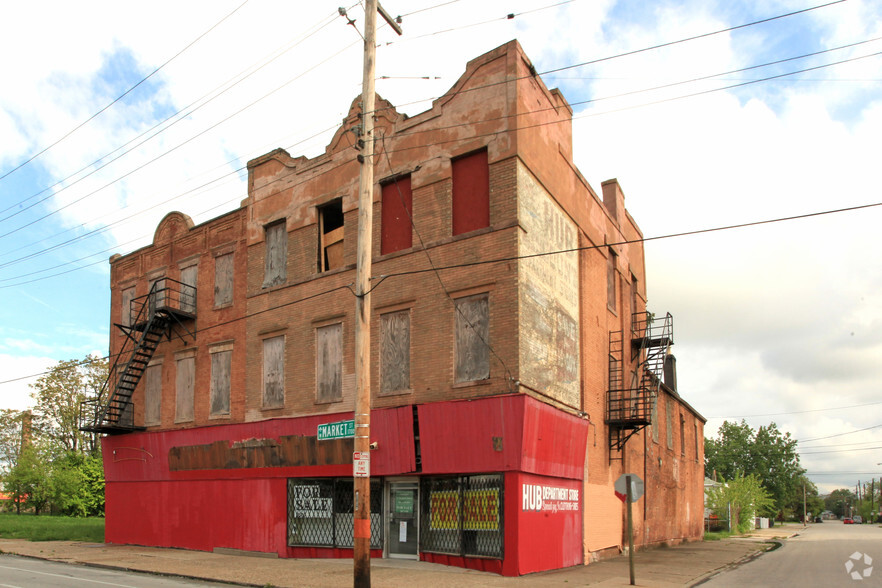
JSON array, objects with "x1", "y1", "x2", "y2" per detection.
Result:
[
  {"x1": 80, "y1": 278, "x2": 196, "y2": 435},
  {"x1": 606, "y1": 311, "x2": 673, "y2": 460}
]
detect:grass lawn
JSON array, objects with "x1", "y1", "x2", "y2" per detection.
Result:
[{"x1": 0, "y1": 513, "x2": 104, "y2": 542}]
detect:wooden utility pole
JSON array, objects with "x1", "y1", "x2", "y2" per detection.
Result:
[
  {"x1": 353, "y1": 3, "x2": 400, "y2": 586},
  {"x1": 353, "y1": 0, "x2": 377, "y2": 585}
]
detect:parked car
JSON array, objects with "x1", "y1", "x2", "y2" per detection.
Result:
[
  {"x1": 843, "y1": 517, "x2": 854, "y2": 524},
  {"x1": 853, "y1": 515, "x2": 863, "y2": 524}
]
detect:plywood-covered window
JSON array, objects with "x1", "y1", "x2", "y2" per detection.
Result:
[
  {"x1": 144, "y1": 363, "x2": 162, "y2": 426},
  {"x1": 180, "y1": 264, "x2": 198, "y2": 314},
  {"x1": 380, "y1": 310, "x2": 410, "y2": 395},
  {"x1": 149, "y1": 276, "x2": 166, "y2": 312},
  {"x1": 630, "y1": 273, "x2": 639, "y2": 317},
  {"x1": 214, "y1": 252, "x2": 234, "y2": 307},
  {"x1": 665, "y1": 397, "x2": 674, "y2": 450},
  {"x1": 451, "y1": 149, "x2": 489, "y2": 236},
  {"x1": 607, "y1": 249, "x2": 617, "y2": 311},
  {"x1": 121, "y1": 286, "x2": 136, "y2": 327},
  {"x1": 263, "y1": 335, "x2": 285, "y2": 408},
  {"x1": 263, "y1": 221, "x2": 287, "y2": 288},
  {"x1": 210, "y1": 347, "x2": 232, "y2": 417},
  {"x1": 680, "y1": 414, "x2": 686, "y2": 456},
  {"x1": 381, "y1": 175, "x2": 412, "y2": 255},
  {"x1": 651, "y1": 399, "x2": 659, "y2": 444},
  {"x1": 175, "y1": 355, "x2": 195, "y2": 423},
  {"x1": 316, "y1": 323, "x2": 342, "y2": 403},
  {"x1": 454, "y1": 293, "x2": 490, "y2": 383},
  {"x1": 319, "y1": 200, "x2": 344, "y2": 272}
]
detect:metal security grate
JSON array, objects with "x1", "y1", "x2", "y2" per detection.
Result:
[
  {"x1": 420, "y1": 474, "x2": 504, "y2": 559},
  {"x1": 288, "y1": 478, "x2": 383, "y2": 549}
]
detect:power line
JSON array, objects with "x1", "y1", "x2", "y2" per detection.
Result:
[
  {"x1": 0, "y1": 0, "x2": 253, "y2": 185},
  {"x1": 708, "y1": 399, "x2": 882, "y2": 419},
  {"x1": 800, "y1": 424, "x2": 882, "y2": 443},
  {"x1": 0, "y1": 8, "x2": 343, "y2": 225},
  {"x1": 1, "y1": 2, "x2": 857, "y2": 255},
  {"x1": 0, "y1": 37, "x2": 361, "y2": 244}
]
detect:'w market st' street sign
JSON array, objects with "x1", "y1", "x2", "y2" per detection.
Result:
[{"x1": 317, "y1": 419, "x2": 355, "y2": 441}]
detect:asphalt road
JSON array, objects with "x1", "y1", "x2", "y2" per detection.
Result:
[
  {"x1": 0, "y1": 554, "x2": 232, "y2": 588},
  {"x1": 702, "y1": 521, "x2": 882, "y2": 587}
]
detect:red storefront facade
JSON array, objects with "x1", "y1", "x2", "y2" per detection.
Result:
[{"x1": 104, "y1": 394, "x2": 586, "y2": 576}]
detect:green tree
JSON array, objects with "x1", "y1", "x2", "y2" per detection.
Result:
[
  {"x1": 4, "y1": 444, "x2": 52, "y2": 515},
  {"x1": 705, "y1": 420, "x2": 805, "y2": 518},
  {"x1": 706, "y1": 474, "x2": 775, "y2": 534},
  {"x1": 824, "y1": 488, "x2": 855, "y2": 518},
  {"x1": 29, "y1": 355, "x2": 107, "y2": 456}
]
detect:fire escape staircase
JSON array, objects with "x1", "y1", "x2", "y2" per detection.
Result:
[
  {"x1": 606, "y1": 311, "x2": 673, "y2": 460},
  {"x1": 80, "y1": 278, "x2": 196, "y2": 435}
]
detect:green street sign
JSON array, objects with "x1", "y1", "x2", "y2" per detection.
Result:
[{"x1": 317, "y1": 419, "x2": 355, "y2": 441}]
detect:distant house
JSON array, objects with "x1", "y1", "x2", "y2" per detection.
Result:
[{"x1": 83, "y1": 40, "x2": 706, "y2": 576}]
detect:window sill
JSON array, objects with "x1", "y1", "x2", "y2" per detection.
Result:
[{"x1": 452, "y1": 378, "x2": 492, "y2": 389}]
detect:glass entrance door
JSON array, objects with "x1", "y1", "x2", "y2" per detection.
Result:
[{"x1": 387, "y1": 481, "x2": 418, "y2": 558}]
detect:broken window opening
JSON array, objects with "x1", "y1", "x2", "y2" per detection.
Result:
[{"x1": 319, "y1": 200, "x2": 345, "y2": 272}]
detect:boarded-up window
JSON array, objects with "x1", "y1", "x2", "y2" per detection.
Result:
[
  {"x1": 263, "y1": 222, "x2": 287, "y2": 288},
  {"x1": 263, "y1": 336, "x2": 285, "y2": 408},
  {"x1": 651, "y1": 399, "x2": 659, "y2": 444},
  {"x1": 210, "y1": 349, "x2": 232, "y2": 416},
  {"x1": 380, "y1": 310, "x2": 410, "y2": 395},
  {"x1": 149, "y1": 277, "x2": 166, "y2": 312},
  {"x1": 175, "y1": 356, "x2": 195, "y2": 423},
  {"x1": 607, "y1": 249, "x2": 617, "y2": 311},
  {"x1": 319, "y1": 200, "x2": 344, "y2": 272},
  {"x1": 680, "y1": 414, "x2": 686, "y2": 456},
  {"x1": 666, "y1": 397, "x2": 673, "y2": 450},
  {"x1": 454, "y1": 294, "x2": 489, "y2": 383},
  {"x1": 452, "y1": 149, "x2": 489, "y2": 236},
  {"x1": 381, "y1": 176, "x2": 412, "y2": 255},
  {"x1": 121, "y1": 286, "x2": 136, "y2": 327},
  {"x1": 214, "y1": 253, "x2": 233, "y2": 307},
  {"x1": 180, "y1": 264, "x2": 198, "y2": 314},
  {"x1": 630, "y1": 274, "x2": 638, "y2": 316},
  {"x1": 316, "y1": 324, "x2": 342, "y2": 403},
  {"x1": 144, "y1": 363, "x2": 162, "y2": 426}
]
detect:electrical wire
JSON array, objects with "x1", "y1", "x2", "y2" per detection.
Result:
[
  {"x1": 6, "y1": 31, "x2": 876, "y2": 278},
  {"x1": 0, "y1": 1, "x2": 859, "y2": 255},
  {"x1": 0, "y1": 8, "x2": 344, "y2": 225},
  {"x1": 0, "y1": 0, "x2": 253, "y2": 185}
]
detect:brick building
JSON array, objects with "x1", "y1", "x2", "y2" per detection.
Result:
[{"x1": 86, "y1": 41, "x2": 705, "y2": 576}]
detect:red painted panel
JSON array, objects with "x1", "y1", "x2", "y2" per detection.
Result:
[
  {"x1": 105, "y1": 478, "x2": 286, "y2": 554},
  {"x1": 418, "y1": 395, "x2": 587, "y2": 479},
  {"x1": 418, "y1": 395, "x2": 523, "y2": 474},
  {"x1": 514, "y1": 472, "x2": 583, "y2": 574},
  {"x1": 381, "y1": 176, "x2": 412, "y2": 254},
  {"x1": 521, "y1": 399, "x2": 589, "y2": 480},
  {"x1": 452, "y1": 149, "x2": 490, "y2": 235}
]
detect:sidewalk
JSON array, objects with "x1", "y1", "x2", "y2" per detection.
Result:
[{"x1": 0, "y1": 526, "x2": 800, "y2": 587}]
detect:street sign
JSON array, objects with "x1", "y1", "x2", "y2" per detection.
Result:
[
  {"x1": 615, "y1": 473, "x2": 645, "y2": 503},
  {"x1": 353, "y1": 451, "x2": 370, "y2": 478},
  {"x1": 317, "y1": 419, "x2": 355, "y2": 441}
]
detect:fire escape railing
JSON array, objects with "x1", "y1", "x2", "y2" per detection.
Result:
[
  {"x1": 606, "y1": 311, "x2": 673, "y2": 459},
  {"x1": 80, "y1": 278, "x2": 196, "y2": 435}
]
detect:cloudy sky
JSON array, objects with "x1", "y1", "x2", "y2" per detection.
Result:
[{"x1": 1, "y1": 0, "x2": 880, "y2": 494}]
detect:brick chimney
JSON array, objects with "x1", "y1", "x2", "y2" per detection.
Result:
[{"x1": 601, "y1": 179, "x2": 624, "y2": 227}]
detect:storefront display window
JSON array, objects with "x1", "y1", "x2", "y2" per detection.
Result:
[{"x1": 287, "y1": 478, "x2": 383, "y2": 549}]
